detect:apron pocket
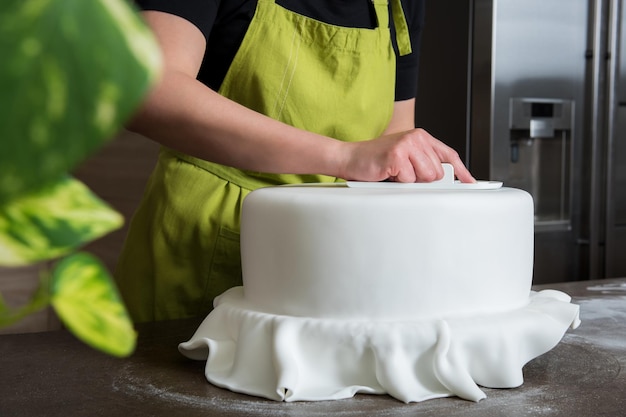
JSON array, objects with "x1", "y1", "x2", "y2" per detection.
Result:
[{"x1": 204, "y1": 225, "x2": 243, "y2": 309}]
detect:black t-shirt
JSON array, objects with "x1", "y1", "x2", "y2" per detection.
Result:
[{"x1": 135, "y1": 0, "x2": 424, "y2": 101}]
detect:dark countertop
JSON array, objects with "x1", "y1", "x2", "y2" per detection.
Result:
[{"x1": 1, "y1": 279, "x2": 625, "y2": 417}]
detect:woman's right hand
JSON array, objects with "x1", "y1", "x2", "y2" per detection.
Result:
[{"x1": 337, "y1": 128, "x2": 475, "y2": 184}]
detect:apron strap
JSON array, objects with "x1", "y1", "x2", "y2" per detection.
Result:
[
  {"x1": 372, "y1": 0, "x2": 413, "y2": 56},
  {"x1": 391, "y1": 0, "x2": 412, "y2": 56},
  {"x1": 371, "y1": 0, "x2": 389, "y2": 28}
]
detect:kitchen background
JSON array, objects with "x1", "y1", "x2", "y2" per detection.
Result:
[
  {"x1": 415, "y1": 0, "x2": 625, "y2": 285},
  {"x1": 2, "y1": 0, "x2": 623, "y2": 333}
]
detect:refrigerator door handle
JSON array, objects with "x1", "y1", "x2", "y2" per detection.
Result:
[
  {"x1": 588, "y1": 0, "x2": 621, "y2": 279},
  {"x1": 588, "y1": 0, "x2": 609, "y2": 280},
  {"x1": 603, "y1": 0, "x2": 622, "y2": 277}
]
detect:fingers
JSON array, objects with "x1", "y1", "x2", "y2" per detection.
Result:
[
  {"x1": 407, "y1": 148, "x2": 444, "y2": 182},
  {"x1": 339, "y1": 128, "x2": 475, "y2": 184},
  {"x1": 450, "y1": 160, "x2": 476, "y2": 183},
  {"x1": 430, "y1": 138, "x2": 476, "y2": 183},
  {"x1": 390, "y1": 128, "x2": 475, "y2": 183}
]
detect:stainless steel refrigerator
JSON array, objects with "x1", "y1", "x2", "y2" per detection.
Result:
[{"x1": 415, "y1": 0, "x2": 625, "y2": 284}]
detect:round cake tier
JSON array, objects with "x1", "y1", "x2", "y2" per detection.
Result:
[{"x1": 240, "y1": 184, "x2": 534, "y2": 320}]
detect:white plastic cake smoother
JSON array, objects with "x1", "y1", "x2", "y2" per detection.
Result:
[{"x1": 346, "y1": 163, "x2": 503, "y2": 190}]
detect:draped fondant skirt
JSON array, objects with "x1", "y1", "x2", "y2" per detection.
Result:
[{"x1": 179, "y1": 287, "x2": 580, "y2": 403}]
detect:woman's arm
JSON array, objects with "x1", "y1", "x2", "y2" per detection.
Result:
[
  {"x1": 384, "y1": 99, "x2": 417, "y2": 135},
  {"x1": 129, "y1": 11, "x2": 474, "y2": 183},
  {"x1": 129, "y1": 11, "x2": 344, "y2": 176}
]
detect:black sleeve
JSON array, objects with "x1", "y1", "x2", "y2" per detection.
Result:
[
  {"x1": 393, "y1": 0, "x2": 425, "y2": 101},
  {"x1": 134, "y1": 0, "x2": 220, "y2": 42}
]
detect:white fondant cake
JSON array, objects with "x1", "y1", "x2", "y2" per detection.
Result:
[
  {"x1": 179, "y1": 176, "x2": 580, "y2": 403},
  {"x1": 240, "y1": 185, "x2": 533, "y2": 320}
]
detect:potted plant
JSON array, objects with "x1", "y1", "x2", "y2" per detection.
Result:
[{"x1": 0, "y1": 0, "x2": 161, "y2": 356}]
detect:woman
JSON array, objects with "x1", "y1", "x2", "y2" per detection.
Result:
[{"x1": 116, "y1": 0, "x2": 475, "y2": 322}]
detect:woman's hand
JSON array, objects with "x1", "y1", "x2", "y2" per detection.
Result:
[{"x1": 338, "y1": 128, "x2": 475, "y2": 183}]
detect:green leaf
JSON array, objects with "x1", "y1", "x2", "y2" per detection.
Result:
[
  {"x1": 0, "y1": 176, "x2": 123, "y2": 266},
  {"x1": 50, "y1": 252, "x2": 136, "y2": 357},
  {"x1": 0, "y1": 0, "x2": 161, "y2": 204}
]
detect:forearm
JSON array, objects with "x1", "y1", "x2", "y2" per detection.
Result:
[
  {"x1": 383, "y1": 99, "x2": 416, "y2": 135},
  {"x1": 128, "y1": 70, "x2": 346, "y2": 176}
]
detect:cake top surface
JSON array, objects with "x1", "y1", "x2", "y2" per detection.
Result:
[{"x1": 244, "y1": 184, "x2": 531, "y2": 211}]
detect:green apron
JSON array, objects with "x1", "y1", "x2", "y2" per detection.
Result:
[{"x1": 115, "y1": 0, "x2": 412, "y2": 322}]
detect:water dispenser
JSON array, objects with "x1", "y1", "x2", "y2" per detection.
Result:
[{"x1": 508, "y1": 98, "x2": 574, "y2": 231}]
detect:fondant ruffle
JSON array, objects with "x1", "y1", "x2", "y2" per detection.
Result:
[{"x1": 179, "y1": 287, "x2": 580, "y2": 403}]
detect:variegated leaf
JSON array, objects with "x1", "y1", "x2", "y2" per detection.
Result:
[
  {"x1": 0, "y1": 0, "x2": 161, "y2": 204},
  {"x1": 0, "y1": 176, "x2": 123, "y2": 266},
  {"x1": 51, "y1": 252, "x2": 136, "y2": 357}
]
